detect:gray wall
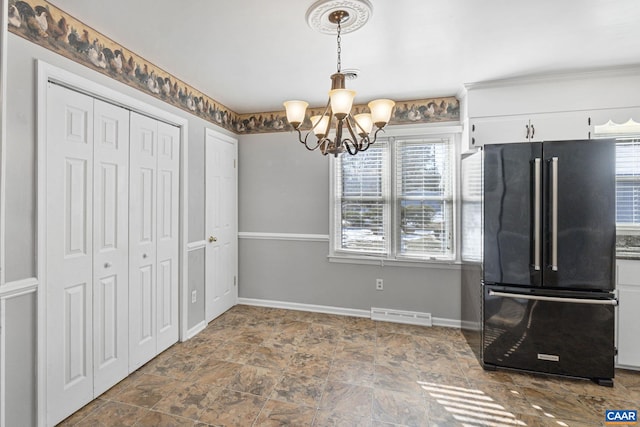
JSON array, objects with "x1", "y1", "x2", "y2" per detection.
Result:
[
  {"x1": 238, "y1": 132, "x2": 462, "y2": 318},
  {"x1": 5, "y1": 292, "x2": 37, "y2": 427}
]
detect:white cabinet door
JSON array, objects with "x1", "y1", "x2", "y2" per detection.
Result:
[
  {"x1": 92, "y1": 99, "x2": 130, "y2": 396},
  {"x1": 618, "y1": 287, "x2": 640, "y2": 367},
  {"x1": 129, "y1": 112, "x2": 158, "y2": 371},
  {"x1": 528, "y1": 112, "x2": 590, "y2": 142},
  {"x1": 156, "y1": 122, "x2": 180, "y2": 353},
  {"x1": 469, "y1": 116, "x2": 530, "y2": 146},
  {"x1": 616, "y1": 259, "x2": 640, "y2": 369},
  {"x1": 205, "y1": 129, "x2": 238, "y2": 322},
  {"x1": 46, "y1": 84, "x2": 95, "y2": 426}
]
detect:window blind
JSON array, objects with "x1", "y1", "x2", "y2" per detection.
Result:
[
  {"x1": 616, "y1": 138, "x2": 640, "y2": 225},
  {"x1": 335, "y1": 143, "x2": 389, "y2": 254},
  {"x1": 395, "y1": 138, "x2": 453, "y2": 258}
]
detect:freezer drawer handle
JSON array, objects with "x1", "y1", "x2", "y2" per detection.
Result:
[{"x1": 488, "y1": 290, "x2": 618, "y2": 306}]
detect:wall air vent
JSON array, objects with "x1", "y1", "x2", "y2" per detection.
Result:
[{"x1": 370, "y1": 307, "x2": 433, "y2": 327}]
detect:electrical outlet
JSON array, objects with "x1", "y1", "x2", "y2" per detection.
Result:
[
  {"x1": 376, "y1": 278, "x2": 384, "y2": 290},
  {"x1": 191, "y1": 290, "x2": 197, "y2": 303}
]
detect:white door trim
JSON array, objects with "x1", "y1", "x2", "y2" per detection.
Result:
[{"x1": 36, "y1": 60, "x2": 189, "y2": 427}]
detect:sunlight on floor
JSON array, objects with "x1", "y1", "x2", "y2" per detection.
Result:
[{"x1": 419, "y1": 380, "x2": 574, "y2": 426}]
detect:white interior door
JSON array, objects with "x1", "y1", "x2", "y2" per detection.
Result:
[
  {"x1": 128, "y1": 112, "x2": 158, "y2": 371},
  {"x1": 46, "y1": 84, "x2": 95, "y2": 426},
  {"x1": 92, "y1": 99, "x2": 130, "y2": 396},
  {"x1": 205, "y1": 129, "x2": 238, "y2": 322},
  {"x1": 156, "y1": 121, "x2": 180, "y2": 352}
]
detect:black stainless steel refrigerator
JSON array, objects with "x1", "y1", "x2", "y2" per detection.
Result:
[{"x1": 482, "y1": 139, "x2": 617, "y2": 386}]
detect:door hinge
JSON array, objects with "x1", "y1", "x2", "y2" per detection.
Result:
[
  {"x1": 234, "y1": 276, "x2": 237, "y2": 286},
  {"x1": 234, "y1": 159, "x2": 236, "y2": 168}
]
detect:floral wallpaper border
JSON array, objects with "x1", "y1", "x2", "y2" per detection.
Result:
[{"x1": 8, "y1": 0, "x2": 460, "y2": 135}]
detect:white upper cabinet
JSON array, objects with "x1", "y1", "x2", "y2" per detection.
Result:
[{"x1": 469, "y1": 111, "x2": 591, "y2": 147}]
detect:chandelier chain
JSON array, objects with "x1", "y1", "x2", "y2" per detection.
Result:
[{"x1": 336, "y1": 20, "x2": 342, "y2": 73}]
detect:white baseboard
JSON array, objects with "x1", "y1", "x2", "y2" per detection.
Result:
[
  {"x1": 183, "y1": 320, "x2": 207, "y2": 341},
  {"x1": 460, "y1": 320, "x2": 482, "y2": 331},
  {"x1": 236, "y1": 297, "x2": 461, "y2": 328},
  {"x1": 237, "y1": 297, "x2": 369, "y2": 318}
]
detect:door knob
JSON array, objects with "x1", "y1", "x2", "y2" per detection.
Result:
[
  {"x1": 142, "y1": 253, "x2": 148, "y2": 259},
  {"x1": 104, "y1": 262, "x2": 112, "y2": 268},
  {"x1": 209, "y1": 236, "x2": 217, "y2": 243}
]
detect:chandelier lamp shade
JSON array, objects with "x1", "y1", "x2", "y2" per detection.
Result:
[{"x1": 284, "y1": 3, "x2": 395, "y2": 156}]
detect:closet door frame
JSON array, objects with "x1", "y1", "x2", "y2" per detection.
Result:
[{"x1": 36, "y1": 61, "x2": 189, "y2": 427}]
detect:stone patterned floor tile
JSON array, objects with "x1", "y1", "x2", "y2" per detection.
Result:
[
  {"x1": 374, "y1": 364, "x2": 425, "y2": 396},
  {"x1": 334, "y1": 342, "x2": 376, "y2": 363},
  {"x1": 296, "y1": 336, "x2": 338, "y2": 358},
  {"x1": 226, "y1": 364, "x2": 282, "y2": 397},
  {"x1": 57, "y1": 397, "x2": 107, "y2": 426},
  {"x1": 133, "y1": 410, "x2": 195, "y2": 426},
  {"x1": 198, "y1": 389, "x2": 266, "y2": 427},
  {"x1": 288, "y1": 352, "x2": 333, "y2": 378},
  {"x1": 372, "y1": 388, "x2": 428, "y2": 426},
  {"x1": 306, "y1": 324, "x2": 343, "y2": 342},
  {"x1": 329, "y1": 359, "x2": 375, "y2": 387},
  {"x1": 246, "y1": 345, "x2": 293, "y2": 370},
  {"x1": 319, "y1": 381, "x2": 373, "y2": 419},
  {"x1": 313, "y1": 410, "x2": 373, "y2": 427},
  {"x1": 73, "y1": 401, "x2": 146, "y2": 427},
  {"x1": 190, "y1": 359, "x2": 243, "y2": 388},
  {"x1": 254, "y1": 399, "x2": 316, "y2": 426},
  {"x1": 111, "y1": 374, "x2": 182, "y2": 409},
  {"x1": 270, "y1": 372, "x2": 327, "y2": 407},
  {"x1": 152, "y1": 382, "x2": 222, "y2": 420},
  {"x1": 213, "y1": 341, "x2": 258, "y2": 364}
]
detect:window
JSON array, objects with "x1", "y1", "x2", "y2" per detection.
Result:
[
  {"x1": 616, "y1": 138, "x2": 640, "y2": 226},
  {"x1": 332, "y1": 135, "x2": 455, "y2": 261}
]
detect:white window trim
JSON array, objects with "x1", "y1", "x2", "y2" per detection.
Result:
[{"x1": 329, "y1": 124, "x2": 462, "y2": 267}]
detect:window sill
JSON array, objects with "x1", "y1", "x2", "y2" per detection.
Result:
[{"x1": 327, "y1": 254, "x2": 461, "y2": 270}]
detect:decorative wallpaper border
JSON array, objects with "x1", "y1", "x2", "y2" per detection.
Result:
[{"x1": 8, "y1": 0, "x2": 460, "y2": 135}]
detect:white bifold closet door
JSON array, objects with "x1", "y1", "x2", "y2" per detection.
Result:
[
  {"x1": 46, "y1": 84, "x2": 130, "y2": 426},
  {"x1": 128, "y1": 112, "x2": 180, "y2": 372}
]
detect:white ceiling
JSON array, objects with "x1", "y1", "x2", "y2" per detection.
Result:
[{"x1": 49, "y1": 0, "x2": 640, "y2": 114}]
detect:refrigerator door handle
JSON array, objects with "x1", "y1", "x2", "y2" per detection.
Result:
[
  {"x1": 534, "y1": 158, "x2": 541, "y2": 271},
  {"x1": 551, "y1": 157, "x2": 559, "y2": 271},
  {"x1": 488, "y1": 290, "x2": 618, "y2": 306}
]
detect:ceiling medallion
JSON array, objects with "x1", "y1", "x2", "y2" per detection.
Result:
[{"x1": 306, "y1": 0, "x2": 374, "y2": 35}]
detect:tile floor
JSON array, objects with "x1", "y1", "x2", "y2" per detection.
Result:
[{"x1": 59, "y1": 305, "x2": 640, "y2": 426}]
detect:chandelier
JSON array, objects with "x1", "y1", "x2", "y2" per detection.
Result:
[{"x1": 283, "y1": 5, "x2": 395, "y2": 156}]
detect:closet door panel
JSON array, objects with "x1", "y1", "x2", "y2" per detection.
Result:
[
  {"x1": 93, "y1": 99, "x2": 130, "y2": 396},
  {"x1": 46, "y1": 84, "x2": 95, "y2": 426},
  {"x1": 156, "y1": 122, "x2": 180, "y2": 352},
  {"x1": 129, "y1": 112, "x2": 158, "y2": 371}
]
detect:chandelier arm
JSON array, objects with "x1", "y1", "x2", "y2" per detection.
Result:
[
  {"x1": 345, "y1": 117, "x2": 366, "y2": 152},
  {"x1": 369, "y1": 126, "x2": 386, "y2": 144},
  {"x1": 343, "y1": 138, "x2": 358, "y2": 155},
  {"x1": 296, "y1": 128, "x2": 322, "y2": 151}
]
